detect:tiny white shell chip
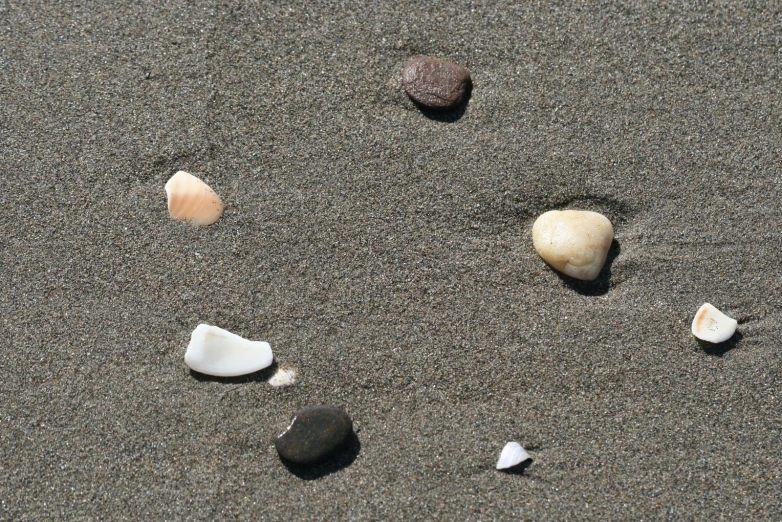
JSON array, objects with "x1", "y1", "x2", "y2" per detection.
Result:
[
  {"x1": 268, "y1": 367, "x2": 298, "y2": 387},
  {"x1": 184, "y1": 324, "x2": 273, "y2": 377},
  {"x1": 165, "y1": 170, "x2": 224, "y2": 226},
  {"x1": 532, "y1": 210, "x2": 614, "y2": 281},
  {"x1": 496, "y1": 441, "x2": 531, "y2": 470},
  {"x1": 692, "y1": 303, "x2": 737, "y2": 344}
]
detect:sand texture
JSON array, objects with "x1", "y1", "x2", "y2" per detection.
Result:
[{"x1": 1, "y1": 1, "x2": 780, "y2": 520}]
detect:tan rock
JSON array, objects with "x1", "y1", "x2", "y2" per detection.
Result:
[{"x1": 532, "y1": 210, "x2": 614, "y2": 281}]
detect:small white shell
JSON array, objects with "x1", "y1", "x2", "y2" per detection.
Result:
[
  {"x1": 692, "y1": 303, "x2": 738, "y2": 344},
  {"x1": 165, "y1": 170, "x2": 224, "y2": 225},
  {"x1": 268, "y1": 367, "x2": 298, "y2": 387},
  {"x1": 184, "y1": 324, "x2": 273, "y2": 377},
  {"x1": 496, "y1": 442, "x2": 531, "y2": 470}
]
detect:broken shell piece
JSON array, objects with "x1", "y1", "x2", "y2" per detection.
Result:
[
  {"x1": 532, "y1": 210, "x2": 614, "y2": 281},
  {"x1": 692, "y1": 303, "x2": 737, "y2": 344},
  {"x1": 184, "y1": 324, "x2": 273, "y2": 377},
  {"x1": 165, "y1": 170, "x2": 224, "y2": 225},
  {"x1": 268, "y1": 367, "x2": 298, "y2": 387},
  {"x1": 496, "y1": 442, "x2": 531, "y2": 470}
]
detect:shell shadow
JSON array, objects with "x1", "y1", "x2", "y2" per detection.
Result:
[
  {"x1": 555, "y1": 239, "x2": 621, "y2": 296},
  {"x1": 498, "y1": 459, "x2": 533, "y2": 475},
  {"x1": 697, "y1": 331, "x2": 743, "y2": 357},
  {"x1": 189, "y1": 359, "x2": 279, "y2": 384},
  {"x1": 279, "y1": 431, "x2": 361, "y2": 480},
  {"x1": 414, "y1": 82, "x2": 472, "y2": 123}
]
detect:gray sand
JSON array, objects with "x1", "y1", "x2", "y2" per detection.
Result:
[{"x1": 1, "y1": 1, "x2": 780, "y2": 519}]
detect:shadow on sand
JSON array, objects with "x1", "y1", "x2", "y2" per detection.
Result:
[
  {"x1": 498, "y1": 459, "x2": 534, "y2": 476},
  {"x1": 697, "y1": 331, "x2": 743, "y2": 357},
  {"x1": 280, "y1": 432, "x2": 361, "y2": 480},
  {"x1": 188, "y1": 360, "x2": 279, "y2": 384},
  {"x1": 555, "y1": 239, "x2": 621, "y2": 296},
  {"x1": 414, "y1": 83, "x2": 472, "y2": 123}
]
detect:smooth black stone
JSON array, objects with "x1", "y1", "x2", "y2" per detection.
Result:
[{"x1": 274, "y1": 405, "x2": 353, "y2": 465}]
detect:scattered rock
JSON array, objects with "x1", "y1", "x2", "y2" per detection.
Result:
[
  {"x1": 165, "y1": 171, "x2": 224, "y2": 226},
  {"x1": 184, "y1": 324, "x2": 273, "y2": 377},
  {"x1": 402, "y1": 56, "x2": 471, "y2": 110},
  {"x1": 496, "y1": 442, "x2": 531, "y2": 470},
  {"x1": 532, "y1": 210, "x2": 614, "y2": 281},
  {"x1": 275, "y1": 405, "x2": 353, "y2": 465},
  {"x1": 692, "y1": 303, "x2": 737, "y2": 343}
]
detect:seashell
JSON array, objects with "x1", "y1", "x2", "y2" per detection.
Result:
[
  {"x1": 496, "y1": 441, "x2": 531, "y2": 470},
  {"x1": 164, "y1": 170, "x2": 224, "y2": 225},
  {"x1": 692, "y1": 303, "x2": 737, "y2": 344},
  {"x1": 532, "y1": 210, "x2": 614, "y2": 281},
  {"x1": 184, "y1": 324, "x2": 273, "y2": 377}
]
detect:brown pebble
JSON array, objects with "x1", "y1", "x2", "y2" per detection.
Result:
[{"x1": 402, "y1": 56, "x2": 471, "y2": 111}]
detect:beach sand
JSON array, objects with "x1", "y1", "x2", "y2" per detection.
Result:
[{"x1": 1, "y1": 1, "x2": 780, "y2": 519}]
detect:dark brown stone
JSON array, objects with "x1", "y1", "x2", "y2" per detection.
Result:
[
  {"x1": 402, "y1": 56, "x2": 471, "y2": 111},
  {"x1": 274, "y1": 405, "x2": 353, "y2": 465}
]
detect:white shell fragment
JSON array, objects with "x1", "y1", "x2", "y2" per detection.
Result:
[
  {"x1": 184, "y1": 324, "x2": 273, "y2": 377},
  {"x1": 496, "y1": 442, "x2": 531, "y2": 470},
  {"x1": 692, "y1": 303, "x2": 737, "y2": 344},
  {"x1": 268, "y1": 367, "x2": 298, "y2": 387},
  {"x1": 165, "y1": 170, "x2": 224, "y2": 226},
  {"x1": 532, "y1": 210, "x2": 614, "y2": 281}
]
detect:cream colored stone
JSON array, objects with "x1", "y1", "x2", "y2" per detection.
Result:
[{"x1": 532, "y1": 210, "x2": 614, "y2": 281}]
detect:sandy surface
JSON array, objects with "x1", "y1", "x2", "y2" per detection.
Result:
[{"x1": 1, "y1": 1, "x2": 780, "y2": 519}]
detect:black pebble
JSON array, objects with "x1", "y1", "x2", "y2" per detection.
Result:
[{"x1": 274, "y1": 405, "x2": 353, "y2": 465}]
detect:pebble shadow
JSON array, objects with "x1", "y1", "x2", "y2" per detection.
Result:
[
  {"x1": 280, "y1": 432, "x2": 361, "y2": 480},
  {"x1": 556, "y1": 239, "x2": 621, "y2": 296},
  {"x1": 698, "y1": 331, "x2": 743, "y2": 357},
  {"x1": 415, "y1": 83, "x2": 472, "y2": 123},
  {"x1": 498, "y1": 459, "x2": 534, "y2": 476},
  {"x1": 188, "y1": 360, "x2": 279, "y2": 384}
]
